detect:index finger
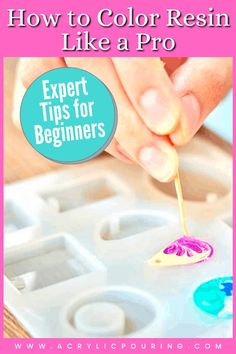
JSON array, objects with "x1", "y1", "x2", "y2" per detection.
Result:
[{"x1": 112, "y1": 58, "x2": 183, "y2": 135}]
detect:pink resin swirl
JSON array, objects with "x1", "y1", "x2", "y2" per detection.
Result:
[{"x1": 163, "y1": 236, "x2": 214, "y2": 263}]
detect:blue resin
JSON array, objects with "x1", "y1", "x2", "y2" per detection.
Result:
[{"x1": 193, "y1": 276, "x2": 233, "y2": 319}]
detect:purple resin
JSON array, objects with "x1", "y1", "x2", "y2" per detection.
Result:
[{"x1": 163, "y1": 236, "x2": 214, "y2": 263}]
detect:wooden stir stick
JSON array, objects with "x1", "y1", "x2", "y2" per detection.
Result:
[{"x1": 174, "y1": 170, "x2": 189, "y2": 236}]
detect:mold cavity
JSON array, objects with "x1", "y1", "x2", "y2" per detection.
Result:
[
  {"x1": 5, "y1": 235, "x2": 94, "y2": 292},
  {"x1": 100, "y1": 211, "x2": 172, "y2": 240},
  {"x1": 4, "y1": 200, "x2": 34, "y2": 233},
  {"x1": 41, "y1": 178, "x2": 117, "y2": 212},
  {"x1": 150, "y1": 162, "x2": 230, "y2": 202},
  {"x1": 74, "y1": 302, "x2": 125, "y2": 337},
  {"x1": 66, "y1": 287, "x2": 158, "y2": 337}
]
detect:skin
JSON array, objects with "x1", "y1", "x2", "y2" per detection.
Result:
[{"x1": 13, "y1": 57, "x2": 232, "y2": 182}]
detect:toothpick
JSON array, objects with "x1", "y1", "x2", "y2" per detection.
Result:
[{"x1": 174, "y1": 171, "x2": 189, "y2": 236}]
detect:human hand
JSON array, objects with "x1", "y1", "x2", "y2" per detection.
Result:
[{"x1": 13, "y1": 57, "x2": 232, "y2": 182}]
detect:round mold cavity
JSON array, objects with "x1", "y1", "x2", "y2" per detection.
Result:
[
  {"x1": 97, "y1": 209, "x2": 176, "y2": 241},
  {"x1": 149, "y1": 156, "x2": 230, "y2": 203},
  {"x1": 74, "y1": 302, "x2": 125, "y2": 337},
  {"x1": 61, "y1": 286, "x2": 164, "y2": 338}
]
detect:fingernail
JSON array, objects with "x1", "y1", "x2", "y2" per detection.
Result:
[
  {"x1": 139, "y1": 146, "x2": 177, "y2": 182},
  {"x1": 181, "y1": 94, "x2": 201, "y2": 137},
  {"x1": 140, "y1": 89, "x2": 179, "y2": 134}
]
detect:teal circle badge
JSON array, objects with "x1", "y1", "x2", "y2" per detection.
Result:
[{"x1": 20, "y1": 67, "x2": 117, "y2": 163}]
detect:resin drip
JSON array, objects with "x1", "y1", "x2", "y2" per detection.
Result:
[
  {"x1": 174, "y1": 171, "x2": 189, "y2": 236},
  {"x1": 147, "y1": 170, "x2": 214, "y2": 266},
  {"x1": 148, "y1": 235, "x2": 213, "y2": 266}
]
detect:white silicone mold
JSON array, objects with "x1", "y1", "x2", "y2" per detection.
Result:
[{"x1": 4, "y1": 135, "x2": 232, "y2": 337}]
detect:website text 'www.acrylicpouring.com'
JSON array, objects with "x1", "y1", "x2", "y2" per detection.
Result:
[{"x1": 12, "y1": 341, "x2": 224, "y2": 351}]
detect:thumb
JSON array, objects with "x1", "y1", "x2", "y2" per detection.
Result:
[{"x1": 169, "y1": 57, "x2": 232, "y2": 146}]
